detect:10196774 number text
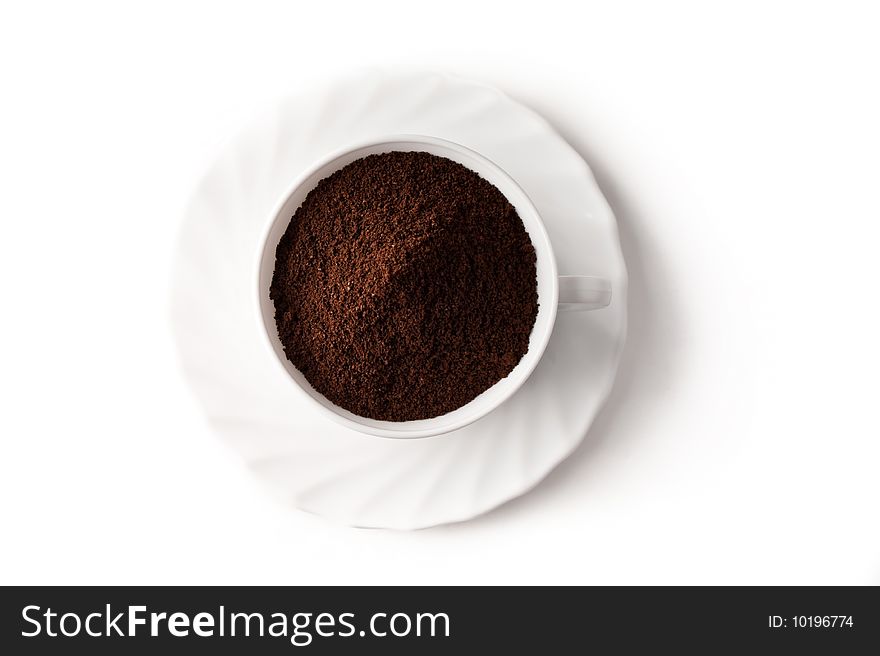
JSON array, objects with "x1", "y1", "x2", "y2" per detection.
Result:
[{"x1": 768, "y1": 616, "x2": 853, "y2": 629}]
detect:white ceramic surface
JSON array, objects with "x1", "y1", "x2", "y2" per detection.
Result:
[
  {"x1": 171, "y1": 71, "x2": 628, "y2": 529},
  {"x1": 257, "y1": 134, "x2": 611, "y2": 439}
]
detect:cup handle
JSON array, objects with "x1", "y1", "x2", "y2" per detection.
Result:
[{"x1": 558, "y1": 275, "x2": 612, "y2": 312}]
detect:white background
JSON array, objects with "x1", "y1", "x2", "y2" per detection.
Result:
[{"x1": 2, "y1": 1, "x2": 878, "y2": 585}]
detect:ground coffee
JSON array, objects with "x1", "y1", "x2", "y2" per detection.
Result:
[{"x1": 270, "y1": 151, "x2": 538, "y2": 421}]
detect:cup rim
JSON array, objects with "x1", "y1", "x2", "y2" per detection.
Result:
[{"x1": 256, "y1": 134, "x2": 559, "y2": 438}]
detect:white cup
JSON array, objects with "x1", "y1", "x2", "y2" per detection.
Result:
[{"x1": 257, "y1": 135, "x2": 611, "y2": 438}]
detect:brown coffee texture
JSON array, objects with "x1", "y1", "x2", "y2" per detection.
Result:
[{"x1": 270, "y1": 151, "x2": 538, "y2": 421}]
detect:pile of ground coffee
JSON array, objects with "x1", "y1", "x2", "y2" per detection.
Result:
[{"x1": 270, "y1": 151, "x2": 538, "y2": 421}]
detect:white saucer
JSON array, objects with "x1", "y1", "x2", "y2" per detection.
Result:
[{"x1": 171, "y1": 71, "x2": 627, "y2": 529}]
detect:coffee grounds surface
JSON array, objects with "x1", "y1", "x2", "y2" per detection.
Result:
[{"x1": 270, "y1": 151, "x2": 538, "y2": 421}]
